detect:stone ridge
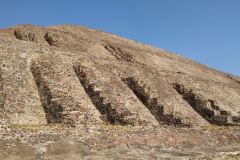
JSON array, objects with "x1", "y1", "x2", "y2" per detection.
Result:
[{"x1": 0, "y1": 24, "x2": 239, "y2": 127}]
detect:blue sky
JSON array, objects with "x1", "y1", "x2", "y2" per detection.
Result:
[{"x1": 1, "y1": 0, "x2": 239, "y2": 76}]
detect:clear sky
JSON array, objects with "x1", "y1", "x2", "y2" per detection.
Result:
[{"x1": 0, "y1": 0, "x2": 239, "y2": 76}]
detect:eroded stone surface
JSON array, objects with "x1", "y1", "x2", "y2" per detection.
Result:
[
  {"x1": 0, "y1": 50, "x2": 46, "y2": 125},
  {"x1": 30, "y1": 53, "x2": 102, "y2": 126}
]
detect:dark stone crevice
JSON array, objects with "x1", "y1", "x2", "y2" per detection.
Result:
[
  {"x1": 0, "y1": 70, "x2": 6, "y2": 112},
  {"x1": 30, "y1": 62, "x2": 75, "y2": 126},
  {"x1": 43, "y1": 32, "x2": 59, "y2": 46},
  {"x1": 73, "y1": 65, "x2": 129, "y2": 125},
  {"x1": 232, "y1": 116, "x2": 240, "y2": 123},
  {"x1": 123, "y1": 77, "x2": 189, "y2": 127},
  {"x1": 104, "y1": 44, "x2": 134, "y2": 62},
  {"x1": 173, "y1": 83, "x2": 233, "y2": 126},
  {"x1": 14, "y1": 30, "x2": 36, "y2": 42}
]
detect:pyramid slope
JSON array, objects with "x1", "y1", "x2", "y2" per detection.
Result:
[{"x1": 0, "y1": 24, "x2": 239, "y2": 127}]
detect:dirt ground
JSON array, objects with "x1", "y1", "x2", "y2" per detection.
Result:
[{"x1": 0, "y1": 124, "x2": 240, "y2": 159}]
